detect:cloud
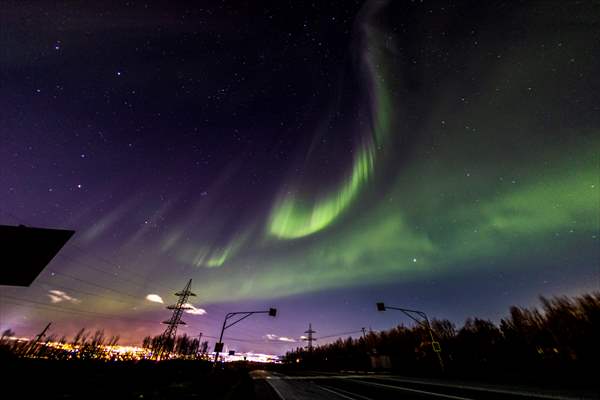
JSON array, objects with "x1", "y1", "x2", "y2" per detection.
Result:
[
  {"x1": 48, "y1": 290, "x2": 80, "y2": 304},
  {"x1": 265, "y1": 334, "x2": 296, "y2": 343},
  {"x1": 278, "y1": 336, "x2": 296, "y2": 342},
  {"x1": 145, "y1": 294, "x2": 164, "y2": 304},
  {"x1": 145, "y1": 296, "x2": 205, "y2": 314},
  {"x1": 183, "y1": 303, "x2": 206, "y2": 315}
]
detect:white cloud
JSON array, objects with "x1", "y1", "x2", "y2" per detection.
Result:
[
  {"x1": 48, "y1": 290, "x2": 80, "y2": 304},
  {"x1": 145, "y1": 294, "x2": 164, "y2": 304},
  {"x1": 278, "y1": 336, "x2": 296, "y2": 342},
  {"x1": 265, "y1": 334, "x2": 296, "y2": 343},
  {"x1": 183, "y1": 303, "x2": 206, "y2": 315}
]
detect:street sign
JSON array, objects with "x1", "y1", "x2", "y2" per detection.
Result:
[
  {"x1": 214, "y1": 342, "x2": 224, "y2": 352},
  {"x1": 432, "y1": 341, "x2": 442, "y2": 352},
  {"x1": 228, "y1": 350, "x2": 235, "y2": 356}
]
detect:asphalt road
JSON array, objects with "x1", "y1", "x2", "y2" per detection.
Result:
[{"x1": 250, "y1": 371, "x2": 598, "y2": 400}]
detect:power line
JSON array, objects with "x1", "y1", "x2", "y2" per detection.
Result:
[
  {"x1": 34, "y1": 278, "x2": 225, "y2": 325},
  {"x1": 0, "y1": 296, "x2": 160, "y2": 325},
  {"x1": 46, "y1": 271, "x2": 144, "y2": 301},
  {"x1": 0, "y1": 297, "x2": 272, "y2": 345},
  {"x1": 38, "y1": 265, "x2": 202, "y2": 314},
  {"x1": 38, "y1": 282, "x2": 137, "y2": 306},
  {"x1": 2, "y1": 210, "x2": 230, "y2": 327},
  {"x1": 38, "y1": 260, "x2": 206, "y2": 311},
  {"x1": 1, "y1": 210, "x2": 284, "y2": 347},
  {"x1": 67, "y1": 244, "x2": 179, "y2": 293},
  {"x1": 0, "y1": 208, "x2": 178, "y2": 294},
  {"x1": 0, "y1": 209, "x2": 152, "y2": 296},
  {"x1": 318, "y1": 330, "x2": 365, "y2": 340},
  {"x1": 38, "y1": 272, "x2": 230, "y2": 328},
  {"x1": 55, "y1": 252, "x2": 171, "y2": 294},
  {"x1": 202, "y1": 334, "x2": 273, "y2": 344}
]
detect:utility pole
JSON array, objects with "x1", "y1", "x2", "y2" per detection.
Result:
[
  {"x1": 303, "y1": 323, "x2": 316, "y2": 351},
  {"x1": 376, "y1": 302, "x2": 444, "y2": 373},
  {"x1": 196, "y1": 332, "x2": 203, "y2": 359},
  {"x1": 214, "y1": 308, "x2": 277, "y2": 366},
  {"x1": 24, "y1": 322, "x2": 51, "y2": 357},
  {"x1": 156, "y1": 279, "x2": 196, "y2": 359}
]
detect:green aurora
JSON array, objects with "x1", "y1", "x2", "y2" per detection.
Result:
[
  {"x1": 20, "y1": 0, "x2": 597, "y2": 320},
  {"x1": 179, "y1": 1, "x2": 599, "y2": 304},
  {"x1": 267, "y1": 8, "x2": 394, "y2": 240},
  {"x1": 2, "y1": 0, "x2": 599, "y2": 351}
]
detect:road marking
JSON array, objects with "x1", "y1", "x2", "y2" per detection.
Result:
[
  {"x1": 265, "y1": 380, "x2": 286, "y2": 400},
  {"x1": 318, "y1": 385, "x2": 359, "y2": 400},
  {"x1": 318, "y1": 384, "x2": 374, "y2": 400},
  {"x1": 351, "y1": 379, "x2": 475, "y2": 400},
  {"x1": 376, "y1": 377, "x2": 585, "y2": 400}
]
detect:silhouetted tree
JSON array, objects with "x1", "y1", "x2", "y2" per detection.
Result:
[{"x1": 286, "y1": 292, "x2": 599, "y2": 382}]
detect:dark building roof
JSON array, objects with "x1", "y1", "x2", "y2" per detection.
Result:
[{"x1": 0, "y1": 225, "x2": 74, "y2": 286}]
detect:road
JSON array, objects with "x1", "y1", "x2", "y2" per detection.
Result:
[{"x1": 250, "y1": 371, "x2": 597, "y2": 400}]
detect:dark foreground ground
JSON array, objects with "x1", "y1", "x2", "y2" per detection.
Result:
[
  {"x1": 3, "y1": 356, "x2": 598, "y2": 399},
  {"x1": 3, "y1": 355, "x2": 254, "y2": 400}
]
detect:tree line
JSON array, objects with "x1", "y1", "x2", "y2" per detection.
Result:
[
  {"x1": 284, "y1": 292, "x2": 599, "y2": 382},
  {"x1": 1, "y1": 328, "x2": 121, "y2": 360},
  {"x1": 0, "y1": 327, "x2": 209, "y2": 361},
  {"x1": 141, "y1": 333, "x2": 209, "y2": 359}
]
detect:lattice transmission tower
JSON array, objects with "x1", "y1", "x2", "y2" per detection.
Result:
[
  {"x1": 303, "y1": 323, "x2": 316, "y2": 351},
  {"x1": 155, "y1": 278, "x2": 196, "y2": 359}
]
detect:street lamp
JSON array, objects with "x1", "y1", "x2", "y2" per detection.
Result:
[
  {"x1": 214, "y1": 308, "x2": 277, "y2": 365},
  {"x1": 376, "y1": 302, "x2": 444, "y2": 372}
]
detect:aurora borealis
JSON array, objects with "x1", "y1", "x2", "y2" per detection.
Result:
[{"x1": 1, "y1": 0, "x2": 598, "y2": 354}]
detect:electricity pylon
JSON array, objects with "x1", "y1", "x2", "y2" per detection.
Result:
[
  {"x1": 303, "y1": 323, "x2": 316, "y2": 351},
  {"x1": 155, "y1": 279, "x2": 195, "y2": 359}
]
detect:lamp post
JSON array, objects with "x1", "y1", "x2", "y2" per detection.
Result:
[
  {"x1": 213, "y1": 308, "x2": 277, "y2": 365},
  {"x1": 376, "y1": 302, "x2": 444, "y2": 372}
]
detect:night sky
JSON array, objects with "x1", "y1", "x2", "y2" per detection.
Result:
[{"x1": 1, "y1": 0, "x2": 598, "y2": 355}]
